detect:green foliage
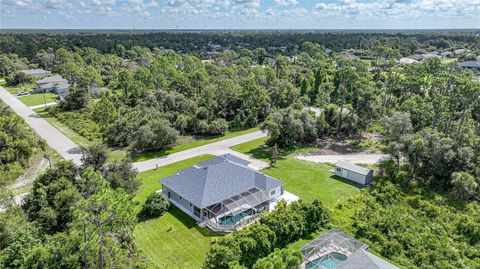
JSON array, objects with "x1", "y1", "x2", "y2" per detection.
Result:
[
  {"x1": 252, "y1": 248, "x2": 303, "y2": 269},
  {"x1": 5, "y1": 71, "x2": 33, "y2": 86},
  {"x1": 102, "y1": 160, "x2": 139, "y2": 194},
  {"x1": 0, "y1": 101, "x2": 42, "y2": 185},
  {"x1": 204, "y1": 200, "x2": 330, "y2": 269},
  {"x1": 351, "y1": 180, "x2": 480, "y2": 268},
  {"x1": 140, "y1": 192, "x2": 170, "y2": 219}
]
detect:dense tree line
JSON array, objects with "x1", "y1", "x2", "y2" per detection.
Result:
[
  {"x1": 0, "y1": 102, "x2": 43, "y2": 185},
  {"x1": 204, "y1": 200, "x2": 330, "y2": 269},
  {"x1": 0, "y1": 144, "x2": 145, "y2": 268},
  {"x1": 347, "y1": 178, "x2": 480, "y2": 268}
]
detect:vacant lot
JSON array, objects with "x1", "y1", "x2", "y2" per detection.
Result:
[
  {"x1": 133, "y1": 155, "x2": 217, "y2": 269},
  {"x1": 18, "y1": 93, "x2": 58, "y2": 107}
]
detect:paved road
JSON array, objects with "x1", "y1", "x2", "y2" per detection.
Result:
[
  {"x1": 296, "y1": 153, "x2": 388, "y2": 165},
  {"x1": 133, "y1": 131, "x2": 268, "y2": 172},
  {"x1": 1, "y1": 85, "x2": 267, "y2": 172},
  {"x1": 0, "y1": 87, "x2": 83, "y2": 165}
]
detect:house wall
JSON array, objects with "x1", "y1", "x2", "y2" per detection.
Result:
[
  {"x1": 335, "y1": 167, "x2": 371, "y2": 185},
  {"x1": 162, "y1": 186, "x2": 197, "y2": 219},
  {"x1": 268, "y1": 186, "x2": 283, "y2": 200}
]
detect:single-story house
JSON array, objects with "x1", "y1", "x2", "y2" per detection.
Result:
[
  {"x1": 459, "y1": 61, "x2": 480, "y2": 71},
  {"x1": 33, "y1": 75, "x2": 70, "y2": 100},
  {"x1": 160, "y1": 154, "x2": 286, "y2": 232},
  {"x1": 21, "y1": 69, "x2": 49, "y2": 77},
  {"x1": 398, "y1": 57, "x2": 417, "y2": 65},
  {"x1": 301, "y1": 229, "x2": 399, "y2": 269},
  {"x1": 334, "y1": 160, "x2": 373, "y2": 185}
]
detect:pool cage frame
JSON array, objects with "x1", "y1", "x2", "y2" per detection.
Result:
[
  {"x1": 202, "y1": 187, "x2": 270, "y2": 231},
  {"x1": 300, "y1": 229, "x2": 368, "y2": 269}
]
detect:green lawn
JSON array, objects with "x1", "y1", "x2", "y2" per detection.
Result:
[
  {"x1": 231, "y1": 138, "x2": 362, "y2": 206},
  {"x1": 0, "y1": 81, "x2": 35, "y2": 95},
  {"x1": 132, "y1": 127, "x2": 260, "y2": 161},
  {"x1": 134, "y1": 155, "x2": 217, "y2": 269},
  {"x1": 18, "y1": 93, "x2": 58, "y2": 107}
]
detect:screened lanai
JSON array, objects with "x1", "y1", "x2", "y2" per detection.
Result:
[
  {"x1": 203, "y1": 187, "x2": 270, "y2": 231},
  {"x1": 301, "y1": 229, "x2": 368, "y2": 269}
]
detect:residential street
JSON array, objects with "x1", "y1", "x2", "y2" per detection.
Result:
[
  {"x1": 0, "y1": 86, "x2": 83, "y2": 165},
  {"x1": 1, "y1": 85, "x2": 268, "y2": 172}
]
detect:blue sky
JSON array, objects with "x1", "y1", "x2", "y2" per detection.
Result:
[{"x1": 1, "y1": 0, "x2": 480, "y2": 29}]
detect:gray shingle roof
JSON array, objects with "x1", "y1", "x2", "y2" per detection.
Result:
[
  {"x1": 336, "y1": 160, "x2": 372, "y2": 176},
  {"x1": 459, "y1": 61, "x2": 480, "y2": 68},
  {"x1": 21, "y1": 69, "x2": 49, "y2": 76},
  {"x1": 336, "y1": 249, "x2": 399, "y2": 269},
  {"x1": 160, "y1": 154, "x2": 284, "y2": 208},
  {"x1": 36, "y1": 75, "x2": 68, "y2": 85}
]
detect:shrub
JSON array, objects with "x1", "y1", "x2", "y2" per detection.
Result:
[
  {"x1": 140, "y1": 192, "x2": 170, "y2": 219},
  {"x1": 204, "y1": 200, "x2": 330, "y2": 269}
]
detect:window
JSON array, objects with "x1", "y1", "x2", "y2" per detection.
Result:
[
  {"x1": 336, "y1": 167, "x2": 342, "y2": 172},
  {"x1": 189, "y1": 203, "x2": 192, "y2": 207},
  {"x1": 168, "y1": 191, "x2": 171, "y2": 198},
  {"x1": 270, "y1": 189, "x2": 276, "y2": 195}
]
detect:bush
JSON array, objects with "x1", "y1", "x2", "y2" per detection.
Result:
[
  {"x1": 6, "y1": 71, "x2": 33, "y2": 86},
  {"x1": 140, "y1": 192, "x2": 170, "y2": 219},
  {"x1": 204, "y1": 200, "x2": 330, "y2": 269}
]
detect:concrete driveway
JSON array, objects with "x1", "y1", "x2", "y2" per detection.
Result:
[
  {"x1": 133, "y1": 131, "x2": 268, "y2": 172},
  {"x1": 0, "y1": 87, "x2": 83, "y2": 165},
  {"x1": 296, "y1": 153, "x2": 388, "y2": 165}
]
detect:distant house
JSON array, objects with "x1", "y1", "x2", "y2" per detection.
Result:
[
  {"x1": 334, "y1": 160, "x2": 373, "y2": 185},
  {"x1": 21, "y1": 69, "x2": 49, "y2": 77},
  {"x1": 301, "y1": 229, "x2": 399, "y2": 269},
  {"x1": 33, "y1": 75, "x2": 70, "y2": 100},
  {"x1": 159, "y1": 154, "x2": 292, "y2": 232},
  {"x1": 398, "y1": 57, "x2": 417, "y2": 65},
  {"x1": 339, "y1": 52, "x2": 360, "y2": 60},
  {"x1": 89, "y1": 84, "x2": 107, "y2": 99},
  {"x1": 459, "y1": 61, "x2": 480, "y2": 71},
  {"x1": 407, "y1": 53, "x2": 439, "y2": 61},
  {"x1": 264, "y1": 57, "x2": 277, "y2": 66}
]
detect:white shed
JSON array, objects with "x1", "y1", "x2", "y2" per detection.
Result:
[{"x1": 334, "y1": 160, "x2": 373, "y2": 185}]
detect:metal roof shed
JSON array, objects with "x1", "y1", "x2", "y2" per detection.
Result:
[{"x1": 334, "y1": 160, "x2": 373, "y2": 185}]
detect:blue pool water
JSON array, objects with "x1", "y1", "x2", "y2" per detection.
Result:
[
  {"x1": 305, "y1": 252, "x2": 347, "y2": 269},
  {"x1": 218, "y1": 209, "x2": 254, "y2": 226}
]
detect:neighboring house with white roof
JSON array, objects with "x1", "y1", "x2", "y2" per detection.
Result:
[
  {"x1": 159, "y1": 154, "x2": 290, "y2": 232},
  {"x1": 33, "y1": 75, "x2": 70, "y2": 100},
  {"x1": 21, "y1": 69, "x2": 49, "y2": 77},
  {"x1": 334, "y1": 160, "x2": 373, "y2": 185}
]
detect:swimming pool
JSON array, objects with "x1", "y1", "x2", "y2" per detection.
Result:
[
  {"x1": 218, "y1": 209, "x2": 254, "y2": 226},
  {"x1": 305, "y1": 252, "x2": 347, "y2": 269}
]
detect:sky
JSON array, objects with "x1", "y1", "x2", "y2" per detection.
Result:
[{"x1": 1, "y1": 0, "x2": 480, "y2": 29}]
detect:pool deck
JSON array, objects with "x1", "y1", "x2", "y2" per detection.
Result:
[{"x1": 269, "y1": 190, "x2": 299, "y2": 211}]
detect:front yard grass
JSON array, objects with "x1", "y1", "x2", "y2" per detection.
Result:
[
  {"x1": 0, "y1": 81, "x2": 35, "y2": 95},
  {"x1": 18, "y1": 93, "x2": 58, "y2": 107},
  {"x1": 231, "y1": 138, "x2": 362, "y2": 206},
  {"x1": 132, "y1": 127, "x2": 260, "y2": 161},
  {"x1": 133, "y1": 155, "x2": 217, "y2": 269}
]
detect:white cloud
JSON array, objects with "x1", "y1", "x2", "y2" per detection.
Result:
[
  {"x1": 275, "y1": 0, "x2": 298, "y2": 6},
  {"x1": 145, "y1": 0, "x2": 160, "y2": 8}
]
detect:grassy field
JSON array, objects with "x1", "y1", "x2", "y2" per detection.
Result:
[
  {"x1": 133, "y1": 155, "x2": 217, "y2": 269},
  {"x1": 132, "y1": 127, "x2": 260, "y2": 161},
  {"x1": 0, "y1": 80, "x2": 35, "y2": 94},
  {"x1": 231, "y1": 138, "x2": 362, "y2": 205},
  {"x1": 18, "y1": 93, "x2": 58, "y2": 107}
]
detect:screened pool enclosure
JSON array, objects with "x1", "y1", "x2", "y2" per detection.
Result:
[{"x1": 301, "y1": 229, "x2": 368, "y2": 269}]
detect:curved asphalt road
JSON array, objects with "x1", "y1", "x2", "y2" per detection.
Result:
[{"x1": 0, "y1": 86, "x2": 268, "y2": 172}]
